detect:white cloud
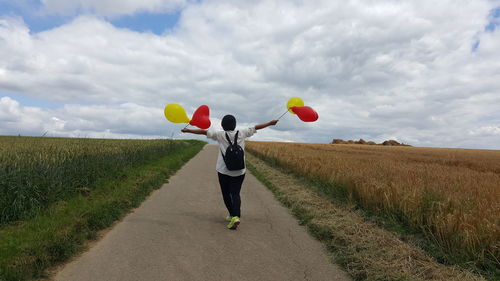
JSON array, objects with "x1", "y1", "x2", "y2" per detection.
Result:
[
  {"x1": 0, "y1": 96, "x2": 50, "y2": 134},
  {"x1": 1, "y1": 0, "x2": 500, "y2": 149},
  {"x1": 469, "y1": 126, "x2": 500, "y2": 136},
  {"x1": 0, "y1": 96, "x2": 177, "y2": 139},
  {"x1": 0, "y1": 96, "x2": 280, "y2": 144},
  {"x1": 0, "y1": 95, "x2": 315, "y2": 143}
]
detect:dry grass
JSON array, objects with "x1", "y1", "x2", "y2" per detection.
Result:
[
  {"x1": 246, "y1": 153, "x2": 486, "y2": 281},
  {"x1": 246, "y1": 142, "x2": 500, "y2": 273}
]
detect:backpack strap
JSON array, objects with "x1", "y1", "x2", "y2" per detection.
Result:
[
  {"x1": 233, "y1": 131, "x2": 239, "y2": 144},
  {"x1": 225, "y1": 132, "x2": 233, "y2": 146},
  {"x1": 225, "y1": 131, "x2": 239, "y2": 146}
]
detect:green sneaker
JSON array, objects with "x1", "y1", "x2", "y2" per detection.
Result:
[
  {"x1": 227, "y1": 216, "x2": 240, "y2": 230},
  {"x1": 225, "y1": 215, "x2": 232, "y2": 222}
]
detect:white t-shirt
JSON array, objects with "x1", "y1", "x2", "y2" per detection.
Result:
[{"x1": 206, "y1": 127, "x2": 257, "y2": 177}]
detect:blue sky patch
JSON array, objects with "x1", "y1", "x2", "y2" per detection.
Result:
[
  {"x1": 473, "y1": 6, "x2": 500, "y2": 51},
  {"x1": 472, "y1": 40, "x2": 480, "y2": 51},
  {"x1": 110, "y1": 12, "x2": 181, "y2": 35},
  {"x1": 0, "y1": 1, "x2": 73, "y2": 33},
  {"x1": 0, "y1": 1, "x2": 181, "y2": 34},
  {"x1": 1, "y1": 92, "x2": 64, "y2": 109},
  {"x1": 21, "y1": 15, "x2": 73, "y2": 33},
  {"x1": 485, "y1": 7, "x2": 500, "y2": 32}
]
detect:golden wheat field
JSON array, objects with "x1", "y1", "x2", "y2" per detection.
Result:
[{"x1": 246, "y1": 141, "x2": 500, "y2": 266}]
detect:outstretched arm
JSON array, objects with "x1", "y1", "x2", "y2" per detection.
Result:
[
  {"x1": 181, "y1": 128, "x2": 207, "y2": 135},
  {"x1": 255, "y1": 120, "x2": 278, "y2": 130}
]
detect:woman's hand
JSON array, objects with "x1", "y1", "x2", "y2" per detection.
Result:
[{"x1": 255, "y1": 120, "x2": 279, "y2": 130}]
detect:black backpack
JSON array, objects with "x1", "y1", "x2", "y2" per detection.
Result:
[{"x1": 221, "y1": 131, "x2": 245, "y2": 171}]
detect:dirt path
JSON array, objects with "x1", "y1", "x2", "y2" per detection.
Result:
[{"x1": 53, "y1": 145, "x2": 351, "y2": 281}]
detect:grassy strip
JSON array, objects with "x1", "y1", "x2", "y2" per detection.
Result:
[
  {"x1": 1, "y1": 137, "x2": 191, "y2": 225},
  {"x1": 246, "y1": 152, "x2": 489, "y2": 281},
  {"x1": 0, "y1": 141, "x2": 205, "y2": 281}
]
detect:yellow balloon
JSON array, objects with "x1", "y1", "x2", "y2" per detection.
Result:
[
  {"x1": 287, "y1": 97, "x2": 304, "y2": 114},
  {"x1": 164, "y1": 103, "x2": 190, "y2": 123}
]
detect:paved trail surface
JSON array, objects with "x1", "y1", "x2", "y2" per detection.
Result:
[{"x1": 54, "y1": 145, "x2": 351, "y2": 281}]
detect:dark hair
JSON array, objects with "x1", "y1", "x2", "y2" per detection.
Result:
[{"x1": 221, "y1": 115, "x2": 236, "y2": 131}]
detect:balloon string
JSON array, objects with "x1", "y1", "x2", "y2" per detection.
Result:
[
  {"x1": 183, "y1": 123, "x2": 190, "y2": 129},
  {"x1": 277, "y1": 110, "x2": 288, "y2": 120}
]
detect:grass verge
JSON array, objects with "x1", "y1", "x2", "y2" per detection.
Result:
[
  {"x1": 0, "y1": 141, "x2": 205, "y2": 281},
  {"x1": 246, "y1": 152, "x2": 490, "y2": 281}
]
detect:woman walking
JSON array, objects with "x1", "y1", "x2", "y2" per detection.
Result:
[{"x1": 181, "y1": 115, "x2": 278, "y2": 229}]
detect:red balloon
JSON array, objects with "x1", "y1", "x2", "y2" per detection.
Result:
[
  {"x1": 291, "y1": 106, "x2": 319, "y2": 122},
  {"x1": 190, "y1": 105, "x2": 211, "y2": 129}
]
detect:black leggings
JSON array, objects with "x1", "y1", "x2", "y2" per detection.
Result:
[{"x1": 217, "y1": 172, "x2": 245, "y2": 217}]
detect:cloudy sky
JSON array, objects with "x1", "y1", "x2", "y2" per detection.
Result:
[{"x1": 1, "y1": 0, "x2": 499, "y2": 149}]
